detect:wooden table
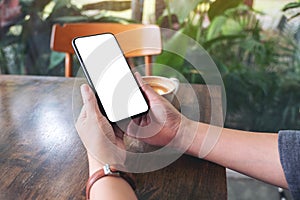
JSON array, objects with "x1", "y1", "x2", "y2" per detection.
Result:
[{"x1": 0, "y1": 75, "x2": 226, "y2": 199}]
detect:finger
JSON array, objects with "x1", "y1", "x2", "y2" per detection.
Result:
[
  {"x1": 76, "y1": 104, "x2": 87, "y2": 125},
  {"x1": 80, "y1": 84, "x2": 94, "y2": 104},
  {"x1": 134, "y1": 72, "x2": 146, "y2": 87},
  {"x1": 81, "y1": 86, "x2": 114, "y2": 135},
  {"x1": 126, "y1": 120, "x2": 139, "y2": 138},
  {"x1": 80, "y1": 84, "x2": 105, "y2": 120},
  {"x1": 126, "y1": 114, "x2": 149, "y2": 138},
  {"x1": 80, "y1": 84, "x2": 97, "y2": 114},
  {"x1": 113, "y1": 125, "x2": 124, "y2": 140},
  {"x1": 75, "y1": 86, "x2": 90, "y2": 129},
  {"x1": 134, "y1": 72, "x2": 161, "y2": 102}
]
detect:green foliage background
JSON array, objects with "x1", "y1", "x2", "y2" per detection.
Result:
[
  {"x1": 0, "y1": 0, "x2": 299, "y2": 132},
  {"x1": 155, "y1": 0, "x2": 300, "y2": 132},
  {"x1": 0, "y1": 0, "x2": 132, "y2": 75}
]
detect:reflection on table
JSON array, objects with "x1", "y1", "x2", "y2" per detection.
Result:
[{"x1": 0, "y1": 75, "x2": 226, "y2": 199}]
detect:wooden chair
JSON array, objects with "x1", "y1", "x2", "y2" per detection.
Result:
[{"x1": 50, "y1": 23, "x2": 162, "y2": 77}]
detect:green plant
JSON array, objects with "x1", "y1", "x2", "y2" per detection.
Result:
[
  {"x1": 154, "y1": 0, "x2": 243, "y2": 78},
  {"x1": 282, "y1": 0, "x2": 300, "y2": 21},
  {"x1": 154, "y1": 1, "x2": 300, "y2": 132},
  {"x1": 212, "y1": 6, "x2": 300, "y2": 131},
  {"x1": 205, "y1": 5, "x2": 284, "y2": 70},
  {"x1": 0, "y1": 0, "x2": 132, "y2": 75}
]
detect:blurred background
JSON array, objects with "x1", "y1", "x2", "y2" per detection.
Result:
[
  {"x1": 0, "y1": 0, "x2": 299, "y2": 198},
  {"x1": 1, "y1": 0, "x2": 299, "y2": 133}
]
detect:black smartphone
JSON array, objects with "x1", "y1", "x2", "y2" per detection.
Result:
[{"x1": 72, "y1": 33, "x2": 149, "y2": 123}]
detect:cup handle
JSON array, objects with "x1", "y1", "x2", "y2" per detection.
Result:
[{"x1": 169, "y1": 77, "x2": 179, "y2": 94}]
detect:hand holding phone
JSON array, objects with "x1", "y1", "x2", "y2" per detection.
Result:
[{"x1": 72, "y1": 33, "x2": 149, "y2": 123}]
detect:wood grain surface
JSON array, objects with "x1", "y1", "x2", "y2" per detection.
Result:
[{"x1": 0, "y1": 75, "x2": 226, "y2": 199}]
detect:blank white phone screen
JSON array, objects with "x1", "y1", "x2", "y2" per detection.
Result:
[{"x1": 74, "y1": 34, "x2": 148, "y2": 122}]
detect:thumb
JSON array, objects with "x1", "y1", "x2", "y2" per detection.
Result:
[
  {"x1": 75, "y1": 84, "x2": 91, "y2": 127},
  {"x1": 134, "y1": 72, "x2": 160, "y2": 102},
  {"x1": 80, "y1": 84, "x2": 103, "y2": 118}
]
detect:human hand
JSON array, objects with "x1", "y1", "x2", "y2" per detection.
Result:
[
  {"x1": 75, "y1": 84, "x2": 126, "y2": 174},
  {"x1": 126, "y1": 73, "x2": 195, "y2": 150}
]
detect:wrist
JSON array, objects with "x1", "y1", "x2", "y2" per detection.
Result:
[
  {"x1": 86, "y1": 164, "x2": 136, "y2": 200},
  {"x1": 88, "y1": 153, "x2": 105, "y2": 175},
  {"x1": 185, "y1": 122, "x2": 208, "y2": 157},
  {"x1": 173, "y1": 118, "x2": 203, "y2": 154}
]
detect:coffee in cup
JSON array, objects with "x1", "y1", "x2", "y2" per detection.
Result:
[
  {"x1": 142, "y1": 76, "x2": 179, "y2": 102},
  {"x1": 151, "y1": 84, "x2": 169, "y2": 95}
]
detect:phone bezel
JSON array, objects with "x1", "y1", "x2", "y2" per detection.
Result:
[{"x1": 72, "y1": 33, "x2": 149, "y2": 123}]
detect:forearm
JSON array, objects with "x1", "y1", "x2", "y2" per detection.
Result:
[
  {"x1": 88, "y1": 155, "x2": 138, "y2": 200},
  {"x1": 186, "y1": 122, "x2": 288, "y2": 188},
  {"x1": 89, "y1": 176, "x2": 137, "y2": 200}
]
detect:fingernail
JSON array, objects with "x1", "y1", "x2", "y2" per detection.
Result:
[{"x1": 134, "y1": 71, "x2": 141, "y2": 77}]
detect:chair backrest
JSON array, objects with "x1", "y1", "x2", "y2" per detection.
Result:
[{"x1": 50, "y1": 23, "x2": 162, "y2": 77}]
